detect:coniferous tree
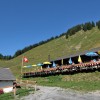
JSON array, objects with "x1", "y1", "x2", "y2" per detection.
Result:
[
  {"x1": 87, "y1": 22, "x2": 92, "y2": 30},
  {"x1": 83, "y1": 23, "x2": 87, "y2": 31},
  {"x1": 96, "y1": 21, "x2": 100, "y2": 29},
  {"x1": 83, "y1": 22, "x2": 93, "y2": 31},
  {"x1": 0, "y1": 54, "x2": 3, "y2": 59},
  {"x1": 92, "y1": 21, "x2": 95, "y2": 27},
  {"x1": 66, "y1": 34, "x2": 68, "y2": 39},
  {"x1": 14, "y1": 50, "x2": 22, "y2": 57},
  {"x1": 3, "y1": 55, "x2": 12, "y2": 60}
]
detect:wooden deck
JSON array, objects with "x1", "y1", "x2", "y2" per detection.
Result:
[{"x1": 23, "y1": 61, "x2": 100, "y2": 78}]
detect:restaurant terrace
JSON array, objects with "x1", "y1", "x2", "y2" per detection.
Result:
[{"x1": 23, "y1": 47, "x2": 100, "y2": 78}]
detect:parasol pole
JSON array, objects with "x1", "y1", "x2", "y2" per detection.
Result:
[
  {"x1": 48, "y1": 54, "x2": 50, "y2": 62},
  {"x1": 61, "y1": 59, "x2": 63, "y2": 65}
]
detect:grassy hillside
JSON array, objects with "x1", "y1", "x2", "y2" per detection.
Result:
[{"x1": 0, "y1": 27, "x2": 100, "y2": 78}]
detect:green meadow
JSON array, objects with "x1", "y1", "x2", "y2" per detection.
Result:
[{"x1": 24, "y1": 71, "x2": 100, "y2": 91}]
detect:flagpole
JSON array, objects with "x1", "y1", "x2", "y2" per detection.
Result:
[{"x1": 21, "y1": 56, "x2": 24, "y2": 80}]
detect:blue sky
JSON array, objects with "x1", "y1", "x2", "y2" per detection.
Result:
[{"x1": 0, "y1": 0, "x2": 100, "y2": 56}]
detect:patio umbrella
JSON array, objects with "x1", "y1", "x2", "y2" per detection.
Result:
[
  {"x1": 85, "y1": 52, "x2": 98, "y2": 59},
  {"x1": 37, "y1": 63, "x2": 43, "y2": 66},
  {"x1": 78, "y1": 55, "x2": 82, "y2": 63},
  {"x1": 23, "y1": 65, "x2": 32, "y2": 68},
  {"x1": 23, "y1": 66, "x2": 27, "y2": 68},
  {"x1": 68, "y1": 57, "x2": 73, "y2": 64},
  {"x1": 32, "y1": 64, "x2": 37, "y2": 67},
  {"x1": 43, "y1": 61, "x2": 51, "y2": 64},
  {"x1": 52, "y1": 61, "x2": 56, "y2": 68},
  {"x1": 27, "y1": 65, "x2": 33, "y2": 68},
  {"x1": 97, "y1": 50, "x2": 100, "y2": 55},
  {"x1": 47, "y1": 65, "x2": 50, "y2": 68},
  {"x1": 97, "y1": 50, "x2": 100, "y2": 59}
]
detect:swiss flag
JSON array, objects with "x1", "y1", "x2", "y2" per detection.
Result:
[{"x1": 23, "y1": 57, "x2": 28, "y2": 62}]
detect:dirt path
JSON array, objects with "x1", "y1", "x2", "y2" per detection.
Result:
[{"x1": 21, "y1": 86, "x2": 100, "y2": 100}]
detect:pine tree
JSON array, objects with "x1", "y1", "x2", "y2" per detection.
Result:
[
  {"x1": 96, "y1": 21, "x2": 100, "y2": 29},
  {"x1": 0, "y1": 53, "x2": 3, "y2": 59},
  {"x1": 92, "y1": 21, "x2": 95, "y2": 27}
]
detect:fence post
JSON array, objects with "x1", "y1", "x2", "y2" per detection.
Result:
[
  {"x1": 13, "y1": 86, "x2": 16, "y2": 98},
  {"x1": 34, "y1": 81, "x2": 37, "y2": 91}
]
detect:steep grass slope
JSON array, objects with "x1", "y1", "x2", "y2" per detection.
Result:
[{"x1": 0, "y1": 27, "x2": 100, "y2": 77}]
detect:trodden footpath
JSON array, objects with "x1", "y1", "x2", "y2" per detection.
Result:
[{"x1": 21, "y1": 86, "x2": 100, "y2": 100}]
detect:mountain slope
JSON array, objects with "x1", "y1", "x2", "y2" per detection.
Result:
[{"x1": 0, "y1": 27, "x2": 100, "y2": 77}]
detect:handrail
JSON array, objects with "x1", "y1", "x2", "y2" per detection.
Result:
[{"x1": 23, "y1": 61, "x2": 100, "y2": 77}]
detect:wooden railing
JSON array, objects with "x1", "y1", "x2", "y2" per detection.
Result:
[{"x1": 23, "y1": 61, "x2": 100, "y2": 77}]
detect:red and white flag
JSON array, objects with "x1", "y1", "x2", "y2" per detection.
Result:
[{"x1": 23, "y1": 57, "x2": 28, "y2": 62}]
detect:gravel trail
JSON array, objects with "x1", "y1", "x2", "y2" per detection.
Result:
[{"x1": 21, "y1": 86, "x2": 100, "y2": 100}]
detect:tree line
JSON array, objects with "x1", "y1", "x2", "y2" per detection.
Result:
[
  {"x1": 0, "y1": 20, "x2": 100, "y2": 60},
  {"x1": 0, "y1": 36, "x2": 60, "y2": 60},
  {"x1": 65, "y1": 20, "x2": 100, "y2": 38}
]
